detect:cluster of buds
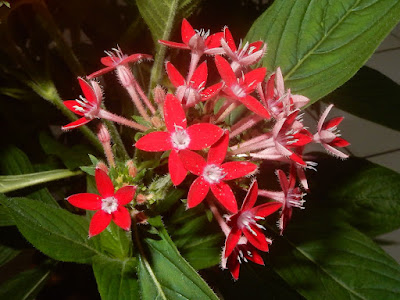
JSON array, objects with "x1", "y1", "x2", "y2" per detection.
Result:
[{"x1": 63, "y1": 19, "x2": 349, "y2": 280}]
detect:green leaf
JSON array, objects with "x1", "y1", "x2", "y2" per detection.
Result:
[
  {"x1": 136, "y1": 0, "x2": 201, "y2": 89},
  {"x1": 137, "y1": 217, "x2": 219, "y2": 300},
  {"x1": 0, "y1": 197, "x2": 105, "y2": 263},
  {"x1": 0, "y1": 169, "x2": 83, "y2": 194},
  {"x1": 99, "y1": 222, "x2": 132, "y2": 259},
  {"x1": 324, "y1": 66, "x2": 400, "y2": 131},
  {"x1": 309, "y1": 155, "x2": 400, "y2": 237},
  {"x1": 39, "y1": 132, "x2": 91, "y2": 170},
  {"x1": 246, "y1": 0, "x2": 400, "y2": 104},
  {"x1": 271, "y1": 214, "x2": 400, "y2": 299},
  {"x1": 0, "y1": 146, "x2": 57, "y2": 206},
  {"x1": 0, "y1": 267, "x2": 51, "y2": 300},
  {"x1": 93, "y1": 257, "x2": 139, "y2": 300},
  {"x1": 0, "y1": 244, "x2": 19, "y2": 267}
]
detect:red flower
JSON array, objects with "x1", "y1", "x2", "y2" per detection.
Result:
[
  {"x1": 221, "y1": 238, "x2": 264, "y2": 280},
  {"x1": 87, "y1": 46, "x2": 152, "y2": 79},
  {"x1": 214, "y1": 55, "x2": 270, "y2": 119},
  {"x1": 166, "y1": 61, "x2": 223, "y2": 107},
  {"x1": 313, "y1": 104, "x2": 350, "y2": 158},
  {"x1": 159, "y1": 19, "x2": 224, "y2": 56},
  {"x1": 135, "y1": 94, "x2": 223, "y2": 186},
  {"x1": 62, "y1": 78, "x2": 102, "y2": 130},
  {"x1": 66, "y1": 168, "x2": 136, "y2": 237},
  {"x1": 221, "y1": 27, "x2": 266, "y2": 72},
  {"x1": 224, "y1": 181, "x2": 282, "y2": 258},
  {"x1": 179, "y1": 133, "x2": 258, "y2": 213}
]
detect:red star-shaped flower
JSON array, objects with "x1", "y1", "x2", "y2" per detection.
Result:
[
  {"x1": 224, "y1": 180, "x2": 282, "y2": 257},
  {"x1": 313, "y1": 104, "x2": 350, "y2": 158},
  {"x1": 221, "y1": 237, "x2": 264, "y2": 280},
  {"x1": 179, "y1": 133, "x2": 258, "y2": 213},
  {"x1": 87, "y1": 46, "x2": 152, "y2": 79},
  {"x1": 135, "y1": 94, "x2": 223, "y2": 185},
  {"x1": 166, "y1": 61, "x2": 222, "y2": 107},
  {"x1": 214, "y1": 55, "x2": 270, "y2": 119},
  {"x1": 159, "y1": 19, "x2": 224, "y2": 56},
  {"x1": 62, "y1": 77, "x2": 102, "y2": 130},
  {"x1": 66, "y1": 168, "x2": 136, "y2": 237}
]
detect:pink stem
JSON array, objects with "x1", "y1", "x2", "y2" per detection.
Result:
[
  {"x1": 186, "y1": 52, "x2": 201, "y2": 82},
  {"x1": 216, "y1": 102, "x2": 238, "y2": 123},
  {"x1": 98, "y1": 109, "x2": 148, "y2": 132},
  {"x1": 207, "y1": 198, "x2": 230, "y2": 237},
  {"x1": 229, "y1": 114, "x2": 263, "y2": 138},
  {"x1": 125, "y1": 84, "x2": 151, "y2": 121},
  {"x1": 132, "y1": 77, "x2": 156, "y2": 115}
]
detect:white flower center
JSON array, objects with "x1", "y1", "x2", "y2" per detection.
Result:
[
  {"x1": 231, "y1": 84, "x2": 246, "y2": 98},
  {"x1": 101, "y1": 196, "x2": 118, "y2": 214},
  {"x1": 202, "y1": 164, "x2": 225, "y2": 184},
  {"x1": 170, "y1": 127, "x2": 190, "y2": 150},
  {"x1": 237, "y1": 210, "x2": 256, "y2": 230}
]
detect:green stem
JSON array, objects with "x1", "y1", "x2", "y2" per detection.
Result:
[{"x1": 102, "y1": 119, "x2": 130, "y2": 161}]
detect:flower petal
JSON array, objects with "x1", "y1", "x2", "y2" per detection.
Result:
[
  {"x1": 243, "y1": 67, "x2": 266, "y2": 94},
  {"x1": 87, "y1": 66, "x2": 116, "y2": 79},
  {"x1": 207, "y1": 132, "x2": 229, "y2": 165},
  {"x1": 164, "y1": 94, "x2": 187, "y2": 132},
  {"x1": 243, "y1": 224, "x2": 269, "y2": 252},
  {"x1": 205, "y1": 32, "x2": 224, "y2": 49},
  {"x1": 178, "y1": 149, "x2": 207, "y2": 175},
  {"x1": 66, "y1": 193, "x2": 102, "y2": 210},
  {"x1": 89, "y1": 210, "x2": 112, "y2": 237},
  {"x1": 169, "y1": 150, "x2": 187, "y2": 186},
  {"x1": 112, "y1": 206, "x2": 131, "y2": 231},
  {"x1": 330, "y1": 137, "x2": 350, "y2": 147},
  {"x1": 158, "y1": 40, "x2": 190, "y2": 50},
  {"x1": 245, "y1": 246, "x2": 264, "y2": 265},
  {"x1": 135, "y1": 131, "x2": 171, "y2": 152},
  {"x1": 63, "y1": 100, "x2": 86, "y2": 116},
  {"x1": 239, "y1": 95, "x2": 270, "y2": 119},
  {"x1": 191, "y1": 61, "x2": 207, "y2": 88},
  {"x1": 215, "y1": 55, "x2": 236, "y2": 86},
  {"x1": 187, "y1": 176, "x2": 209, "y2": 208},
  {"x1": 101, "y1": 56, "x2": 117, "y2": 67},
  {"x1": 186, "y1": 123, "x2": 223, "y2": 150},
  {"x1": 210, "y1": 182, "x2": 238, "y2": 213},
  {"x1": 95, "y1": 168, "x2": 114, "y2": 197},
  {"x1": 78, "y1": 77, "x2": 97, "y2": 105},
  {"x1": 277, "y1": 169, "x2": 289, "y2": 195},
  {"x1": 200, "y1": 82, "x2": 223, "y2": 101},
  {"x1": 221, "y1": 161, "x2": 257, "y2": 181},
  {"x1": 252, "y1": 202, "x2": 282, "y2": 218},
  {"x1": 223, "y1": 27, "x2": 237, "y2": 52},
  {"x1": 241, "y1": 180, "x2": 258, "y2": 211},
  {"x1": 121, "y1": 53, "x2": 152, "y2": 65},
  {"x1": 227, "y1": 253, "x2": 240, "y2": 280},
  {"x1": 166, "y1": 62, "x2": 185, "y2": 87},
  {"x1": 224, "y1": 227, "x2": 242, "y2": 258},
  {"x1": 181, "y1": 18, "x2": 196, "y2": 45},
  {"x1": 61, "y1": 117, "x2": 91, "y2": 131},
  {"x1": 114, "y1": 186, "x2": 136, "y2": 205}
]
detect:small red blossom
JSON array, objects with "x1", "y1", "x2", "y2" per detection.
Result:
[
  {"x1": 179, "y1": 133, "x2": 258, "y2": 213},
  {"x1": 221, "y1": 27, "x2": 266, "y2": 73},
  {"x1": 135, "y1": 94, "x2": 224, "y2": 185},
  {"x1": 224, "y1": 181, "x2": 282, "y2": 258},
  {"x1": 215, "y1": 55, "x2": 270, "y2": 119},
  {"x1": 159, "y1": 19, "x2": 224, "y2": 56},
  {"x1": 221, "y1": 237, "x2": 264, "y2": 280},
  {"x1": 62, "y1": 78, "x2": 102, "y2": 130},
  {"x1": 66, "y1": 168, "x2": 136, "y2": 237},
  {"x1": 314, "y1": 104, "x2": 350, "y2": 158},
  {"x1": 166, "y1": 61, "x2": 222, "y2": 107},
  {"x1": 87, "y1": 46, "x2": 152, "y2": 79}
]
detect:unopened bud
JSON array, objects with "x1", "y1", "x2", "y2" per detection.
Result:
[
  {"x1": 136, "y1": 193, "x2": 147, "y2": 205},
  {"x1": 153, "y1": 85, "x2": 166, "y2": 104},
  {"x1": 97, "y1": 123, "x2": 111, "y2": 143},
  {"x1": 126, "y1": 160, "x2": 137, "y2": 178},
  {"x1": 131, "y1": 210, "x2": 148, "y2": 224},
  {"x1": 96, "y1": 161, "x2": 109, "y2": 174},
  {"x1": 116, "y1": 65, "x2": 134, "y2": 87}
]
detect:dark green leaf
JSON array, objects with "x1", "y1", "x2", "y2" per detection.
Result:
[
  {"x1": 0, "y1": 244, "x2": 19, "y2": 267},
  {"x1": 310, "y1": 155, "x2": 400, "y2": 237},
  {"x1": 39, "y1": 132, "x2": 92, "y2": 170},
  {"x1": 0, "y1": 146, "x2": 57, "y2": 206},
  {"x1": 271, "y1": 213, "x2": 400, "y2": 299},
  {"x1": 0, "y1": 195, "x2": 14, "y2": 226},
  {"x1": 324, "y1": 66, "x2": 400, "y2": 131},
  {"x1": 137, "y1": 217, "x2": 219, "y2": 300},
  {"x1": 93, "y1": 257, "x2": 139, "y2": 300},
  {"x1": 0, "y1": 169, "x2": 83, "y2": 194},
  {"x1": 0, "y1": 266, "x2": 50, "y2": 300},
  {"x1": 246, "y1": 0, "x2": 400, "y2": 103},
  {"x1": 99, "y1": 222, "x2": 132, "y2": 259},
  {"x1": 0, "y1": 197, "x2": 105, "y2": 263}
]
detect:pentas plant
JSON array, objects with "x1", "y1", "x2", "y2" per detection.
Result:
[{"x1": 62, "y1": 18, "x2": 349, "y2": 280}]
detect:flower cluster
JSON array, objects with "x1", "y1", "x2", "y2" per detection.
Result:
[{"x1": 63, "y1": 19, "x2": 349, "y2": 280}]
